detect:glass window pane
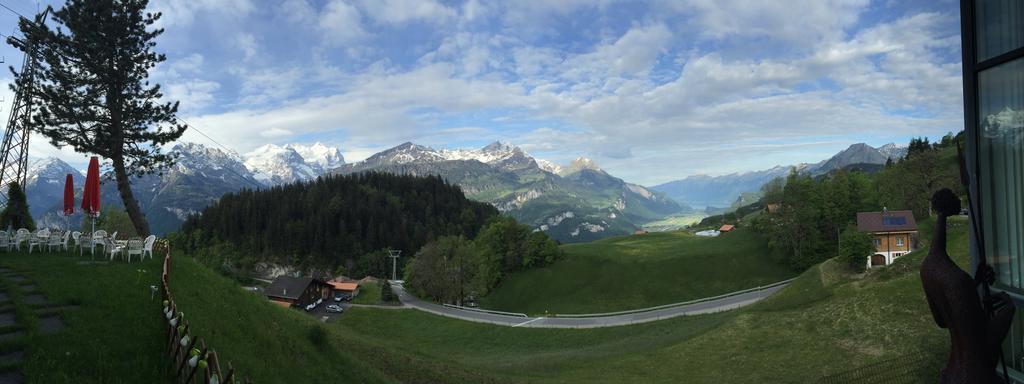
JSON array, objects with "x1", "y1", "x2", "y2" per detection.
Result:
[
  {"x1": 979, "y1": 58, "x2": 1024, "y2": 289},
  {"x1": 977, "y1": 0, "x2": 1024, "y2": 61}
]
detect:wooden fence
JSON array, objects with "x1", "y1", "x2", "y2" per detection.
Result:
[{"x1": 160, "y1": 243, "x2": 250, "y2": 383}]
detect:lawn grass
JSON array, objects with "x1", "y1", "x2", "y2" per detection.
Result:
[
  {"x1": 333, "y1": 216, "x2": 964, "y2": 383},
  {"x1": 0, "y1": 251, "x2": 168, "y2": 383},
  {"x1": 352, "y1": 281, "x2": 381, "y2": 305},
  {"x1": 482, "y1": 227, "x2": 795, "y2": 314}
]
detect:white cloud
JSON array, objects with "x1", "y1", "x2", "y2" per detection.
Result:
[
  {"x1": 319, "y1": 0, "x2": 368, "y2": 44},
  {"x1": 568, "y1": 23, "x2": 673, "y2": 77},
  {"x1": 165, "y1": 80, "x2": 221, "y2": 112},
  {"x1": 279, "y1": 0, "x2": 317, "y2": 24},
  {"x1": 358, "y1": 0, "x2": 456, "y2": 25},
  {"x1": 150, "y1": 0, "x2": 255, "y2": 28},
  {"x1": 259, "y1": 127, "x2": 293, "y2": 138},
  {"x1": 126, "y1": 0, "x2": 962, "y2": 185},
  {"x1": 665, "y1": 0, "x2": 869, "y2": 47},
  {"x1": 232, "y1": 67, "x2": 305, "y2": 106},
  {"x1": 236, "y1": 33, "x2": 258, "y2": 61}
]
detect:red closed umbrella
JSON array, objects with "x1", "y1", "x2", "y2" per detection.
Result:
[
  {"x1": 63, "y1": 174, "x2": 74, "y2": 216},
  {"x1": 81, "y1": 157, "x2": 101, "y2": 217}
]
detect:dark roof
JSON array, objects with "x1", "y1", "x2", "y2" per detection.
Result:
[
  {"x1": 857, "y1": 210, "x2": 918, "y2": 233},
  {"x1": 264, "y1": 276, "x2": 327, "y2": 300}
]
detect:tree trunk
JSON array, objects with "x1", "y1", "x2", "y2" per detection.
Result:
[{"x1": 112, "y1": 156, "x2": 150, "y2": 237}]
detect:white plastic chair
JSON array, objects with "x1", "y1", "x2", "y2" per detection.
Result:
[
  {"x1": 105, "y1": 238, "x2": 124, "y2": 261},
  {"x1": 110, "y1": 231, "x2": 118, "y2": 242},
  {"x1": 71, "y1": 231, "x2": 81, "y2": 249},
  {"x1": 61, "y1": 231, "x2": 72, "y2": 251},
  {"x1": 28, "y1": 229, "x2": 48, "y2": 253},
  {"x1": 92, "y1": 230, "x2": 108, "y2": 254},
  {"x1": 47, "y1": 231, "x2": 63, "y2": 252},
  {"x1": 142, "y1": 235, "x2": 156, "y2": 259},
  {"x1": 78, "y1": 233, "x2": 93, "y2": 256},
  {"x1": 14, "y1": 228, "x2": 29, "y2": 251},
  {"x1": 125, "y1": 238, "x2": 143, "y2": 262},
  {"x1": 0, "y1": 232, "x2": 10, "y2": 252}
]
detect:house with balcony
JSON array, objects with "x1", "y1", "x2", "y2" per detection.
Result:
[{"x1": 856, "y1": 210, "x2": 918, "y2": 268}]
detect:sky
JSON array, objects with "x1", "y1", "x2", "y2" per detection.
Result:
[{"x1": 0, "y1": 0, "x2": 964, "y2": 186}]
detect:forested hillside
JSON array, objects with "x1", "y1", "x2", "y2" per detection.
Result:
[
  {"x1": 174, "y1": 172, "x2": 499, "y2": 278},
  {"x1": 753, "y1": 134, "x2": 963, "y2": 270}
]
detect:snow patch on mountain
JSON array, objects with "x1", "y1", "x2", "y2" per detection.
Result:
[
  {"x1": 877, "y1": 143, "x2": 908, "y2": 160},
  {"x1": 229, "y1": 142, "x2": 349, "y2": 186},
  {"x1": 287, "y1": 142, "x2": 345, "y2": 171},
  {"x1": 536, "y1": 159, "x2": 562, "y2": 175},
  {"x1": 28, "y1": 157, "x2": 83, "y2": 187}
]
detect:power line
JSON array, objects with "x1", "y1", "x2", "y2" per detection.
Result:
[
  {"x1": 0, "y1": 1, "x2": 28, "y2": 20},
  {"x1": 173, "y1": 116, "x2": 266, "y2": 190},
  {"x1": 0, "y1": 4, "x2": 264, "y2": 191}
]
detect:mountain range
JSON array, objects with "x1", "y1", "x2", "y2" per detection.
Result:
[
  {"x1": 22, "y1": 140, "x2": 906, "y2": 241},
  {"x1": 651, "y1": 143, "x2": 907, "y2": 209},
  {"x1": 27, "y1": 142, "x2": 344, "y2": 234},
  {"x1": 332, "y1": 142, "x2": 688, "y2": 242}
]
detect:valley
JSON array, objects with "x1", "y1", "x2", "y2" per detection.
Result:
[
  {"x1": 481, "y1": 227, "x2": 795, "y2": 314},
  {"x1": 137, "y1": 215, "x2": 962, "y2": 383},
  {"x1": 0, "y1": 0, "x2": 992, "y2": 382}
]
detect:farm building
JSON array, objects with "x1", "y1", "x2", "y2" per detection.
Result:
[
  {"x1": 719, "y1": 224, "x2": 735, "y2": 232},
  {"x1": 329, "y1": 281, "x2": 360, "y2": 297},
  {"x1": 856, "y1": 209, "x2": 918, "y2": 268},
  {"x1": 264, "y1": 276, "x2": 332, "y2": 309}
]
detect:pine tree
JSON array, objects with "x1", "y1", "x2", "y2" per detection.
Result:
[
  {"x1": 13, "y1": 0, "x2": 186, "y2": 236},
  {"x1": 0, "y1": 182, "x2": 35, "y2": 231}
]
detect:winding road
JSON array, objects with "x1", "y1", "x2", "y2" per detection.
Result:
[{"x1": 390, "y1": 281, "x2": 790, "y2": 329}]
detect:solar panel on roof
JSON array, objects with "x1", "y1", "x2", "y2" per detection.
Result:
[{"x1": 883, "y1": 217, "x2": 907, "y2": 226}]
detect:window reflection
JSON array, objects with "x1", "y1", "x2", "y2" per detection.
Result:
[
  {"x1": 977, "y1": 0, "x2": 1024, "y2": 61},
  {"x1": 979, "y1": 58, "x2": 1024, "y2": 289}
]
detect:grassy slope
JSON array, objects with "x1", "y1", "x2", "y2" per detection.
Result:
[
  {"x1": 352, "y1": 281, "x2": 381, "y2": 304},
  {"x1": 0, "y1": 253, "x2": 167, "y2": 383},
  {"x1": 335, "y1": 216, "x2": 964, "y2": 383},
  {"x1": 168, "y1": 256, "x2": 502, "y2": 384},
  {"x1": 0, "y1": 216, "x2": 961, "y2": 383},
  {"x1": 482, "y1": 228, "x2": 795, "y2": 314}
]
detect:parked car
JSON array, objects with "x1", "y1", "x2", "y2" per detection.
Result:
[
  {"x1": 333, "y1": 292, "x2": 351, "y2": 302},
  {"x1": 326, "y1": 304, "x2": 344, "y2": 314}
]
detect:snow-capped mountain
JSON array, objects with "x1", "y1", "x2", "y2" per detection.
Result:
[
  {"x1": 286, "y1": 142, "x2": 345, "y2": 170},
  {"x1": 27, "y1": 157, "x2": 84, "y2": 189},
  {"x1": 95, "y1": 143, "x2": 264, "y2": 234},
  {"x1": 877, "y1": 143, "x2": 909, "y2": 161},
  {"x1": 438, "y1": 141, "x2": 539, "y2": 172},
  {"x1": 535, "y1": 159, "x2": 562, "y2": 175},
  {"x1": 25, "y1": 157, "x2": 85, "y2": 229},
  {"x1": 243, "y1": 144, "x2": 338, "y2": 186},
  {"x1": 336, "y1": 141, "x2": 688, "y2": 242},
  {"x1": 172, "y1": 142, "x2": 256, "y2": 181}
]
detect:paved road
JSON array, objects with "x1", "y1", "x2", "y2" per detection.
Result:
[{"x1": 391, "y1": 282, "x2": 788, "y2": 329}]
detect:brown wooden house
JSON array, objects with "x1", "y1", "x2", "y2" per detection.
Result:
[
  {"x1": 856, "y1": 210, "x2": 918, "y2": 268},
  {"x1": 264, "y1": 276, "x2": 331, "y2": 309}
]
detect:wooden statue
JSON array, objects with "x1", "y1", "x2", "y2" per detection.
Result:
[{"x1": 921, "y1": 188, "x2": 1015, "y2": 383}]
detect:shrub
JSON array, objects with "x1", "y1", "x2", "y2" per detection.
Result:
[
  {"x1": 0, "y1": 182, "x2": 34, "y2": 230},
  {"x1": 381, "y1": 280, "x2": 397, "y2": 303},
  {"x1": 839, "y1": 226, "x2": 874, "y2": 273}
]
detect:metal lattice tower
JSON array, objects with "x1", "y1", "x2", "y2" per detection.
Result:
[{"x1": 0, "y1": 10, "x2": 48, "y2": 206}]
